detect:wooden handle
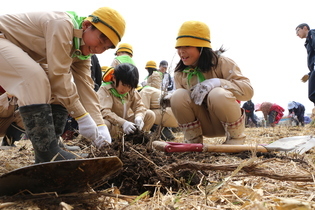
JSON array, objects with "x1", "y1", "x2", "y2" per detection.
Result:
[
  {"x1": 152, "y1": 141, "x2": 269, "y2": 153},
  {"x1": 152, "y1": 141, "x2": 168, "y2": 152},
  {"x1": 204, "y1": 145, "x2": 268, "y2": 153}
]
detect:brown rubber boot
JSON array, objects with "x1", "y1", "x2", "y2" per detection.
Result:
[{"x1": 179, "y1": 119, "x2": 203, "y2": 143}]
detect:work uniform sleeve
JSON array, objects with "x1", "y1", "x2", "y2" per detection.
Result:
[
  {"x1": 97, "y1": 86, "x2": 127, "y2": 126},
  {"x1": 147, "y1": 71, "x2": 162, "y2": 89},
  {"x1": 71, "y1": 60, "x2": 104, "y2": 125},
  {"x1": 174, "y1": 72, "x2": 185, "y2": 89},
  {"x1": 44, "y1": 18, "x2": 88, "y2": 119},
  {"x1": 139, "y1": 89, "x2": 151, "y2": 109},
  {"x1": 43, "y1": 17, "x2": 103, "y2": 125},
  {"x1": 215, "y1": 56, "x2": 254, "y2": 101},
  {"x1": 130, "y1": 90, "x2": 147, "y2": 119}
]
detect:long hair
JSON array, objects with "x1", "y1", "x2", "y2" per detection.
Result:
[
  {"x1": 174, "y1": 46, "x2": 226, "y2": 73},
  {"x1": 113, "y1": 63, "x2": 139, "y2": 88},
  {"x1": 146, "y1": 67, "x2": 157, "y2": 76}
]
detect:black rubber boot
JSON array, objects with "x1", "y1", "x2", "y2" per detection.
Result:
[
  {"x1": 150, "y1": 124, "x2": 158, "y2": 132},
  {"x1": 161, "y1": 127, "x2": 175, "y2": 141},
  {"x1": 51, "y1": 104, "x2": 80, "y2": 151},
  {"x1": 19, "y1": 104, "x2": 77, "y2": 163},
  {"x1": 1, "y1": 123, "x2": 25, "y2": 146}
]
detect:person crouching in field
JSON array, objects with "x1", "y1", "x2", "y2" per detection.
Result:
[
  {"x1": 97, "y1": 64, "x2": 155, "y2": 139},
  {"x1": 255, "y1": 102, "x2": 285, "y2": 127},
  {"x1": 163, "y1": 20, "x2": 253, "y2": 145}
]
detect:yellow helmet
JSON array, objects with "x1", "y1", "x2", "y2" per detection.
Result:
[
  {"x1": 102, "y1": 66, "x2": 115, "y2": 82},
  {"x1": 136, "y1": 84, "x2": 143, "y2": 92},
  {"x1": 85, "y1": 7, "x2": 126, "y2": 47},
  {"x1": 175, "y1": 20, "x2": 211, "y2": 48},
  {"x1": 145, "y1": 60, "x2": 157, "y2": 69},
  {"x1": 115, "y1": 43, "x2": 133, "y2": 56}
]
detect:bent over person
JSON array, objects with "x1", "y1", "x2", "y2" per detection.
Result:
[
  {"x1": 0, "y1": 7, "x2": 125, "y2": 163},
  {"x1": 167, "y1": 21, "x2": 253, "y2": 145}
]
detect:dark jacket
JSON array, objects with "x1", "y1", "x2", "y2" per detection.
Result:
[
  {"x1": 242, "y1": 100, "x2": 255, "y2": 114},
  {"x1": 288, "y1": 102, "x2": 305, "y2": 119},
  {"x1": 305, "y1": 29, "x2": 315, "y2": 72},
  {"x1": 163, "y1": 72, "x2": 174, "y2": 91},
  {"x1": 90, "y1": 55, "x2": 102, "y2": 91}
]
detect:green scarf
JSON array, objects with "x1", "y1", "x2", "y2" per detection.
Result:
[
  {"x1": 102, "y1": 81, "x2": 128, "y2": 104},
  {"x1": 66, "y1": 11, "x2": 92, "y2": 60},
  {"x1": 183, "y1": 67, "x2": 205, "y2": 87}
]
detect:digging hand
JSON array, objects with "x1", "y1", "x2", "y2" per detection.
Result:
[
  {"x1": 76, "y1": 113, "x2": 98, "y2": 141},
  {"x1": 123, "y1": 121, "x2": 137, "y2": 134},
  {"x1": 93, "y1": 125, "x2": 112, "y2": 148},
  {"x1": 134, "y1": 116, "x2": 144, "y2": 131}
]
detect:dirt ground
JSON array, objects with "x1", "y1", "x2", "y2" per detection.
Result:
[{"x1": 1, "y1": 125, "x2": 315, "y2": 209}]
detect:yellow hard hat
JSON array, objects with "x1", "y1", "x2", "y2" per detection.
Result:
[
  {"x1": 115, "y1": 43, "x2": 133, "y2": 56},
  {"x1": 102, "y1": 66, "x2": 115, "y2": 82},
  {"x1": 175, "y1": 20, "x2": 211, "y2": 48},
  {"x1": 136, "y1": 85, "x2": 143, "y2": 92},
  {"x1": 85, "y1": 7, "x2": 126, "y2": 47},
  {"x1": 145, "y1": 60, "x2": 156, "y2": 69}
]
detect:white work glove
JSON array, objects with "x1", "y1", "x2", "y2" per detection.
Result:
[
  {"x1": 190, "y1": 78, "x2": 221, "y2": 105},
  {"x1": 134, "y1": 116, "x2": 144, "y2": 131},
  {"x1": 141, "y1": 80, "x2": 147, "y2": 87},
  {"x1": 76, "y1": 113, "x2": 98, "y2": 141},
  {"x1": 93, "y1": 125, "x2": 112, "y2": 148},
  {"x1": 122, "y1": 121, "x2": 137, "y2": 134}
]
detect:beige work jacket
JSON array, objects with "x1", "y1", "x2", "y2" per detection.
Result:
[
  {"x1": 0, "y1": 11, "x2": 103, "y2": 124},
  {"x1": 174, "y1": 56, "x2": 254, "y2": 102},
  {"x1": 97, "y1": 82, "x2": 147, "y2": 126}
]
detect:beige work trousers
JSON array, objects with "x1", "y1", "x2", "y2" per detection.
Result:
[
  {"x1": 104, "y1": 110, "x2": 156, "y2": 137},
  {"x1": 0, "y1": 110, "x2": 24, "y2": 136},
  {"x1": 0, "y1": 38, "x2": 50, "y2": 106},
  {"x1": 170, "y1": 88, "x2": 242, "y2": 138},
  {"x1": 152, "y1": 108, "x2": 178, "y2": 127}
]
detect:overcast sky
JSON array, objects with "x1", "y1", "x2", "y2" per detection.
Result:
[{"x1": 2, "y1": 0, "x2": 315, "y2": 117}]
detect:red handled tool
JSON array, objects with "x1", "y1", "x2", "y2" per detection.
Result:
[{"x1": 153, "y1": 135, "x2": 315, "y2": 154}]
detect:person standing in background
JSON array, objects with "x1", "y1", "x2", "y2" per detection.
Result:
[
  {"x1": 158, "y1": 60, "x2": 174, "y2": 92},
  {"x1": 296, "y1": 23, "x2": 315, "y2": 106},
  {"x1": 242, "y1": 100, "x2": 258, "y2": 127}
]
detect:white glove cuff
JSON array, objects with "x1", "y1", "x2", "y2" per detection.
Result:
[{"x1": 211, "y1": 78, "x2": 221, "y2": 87}]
